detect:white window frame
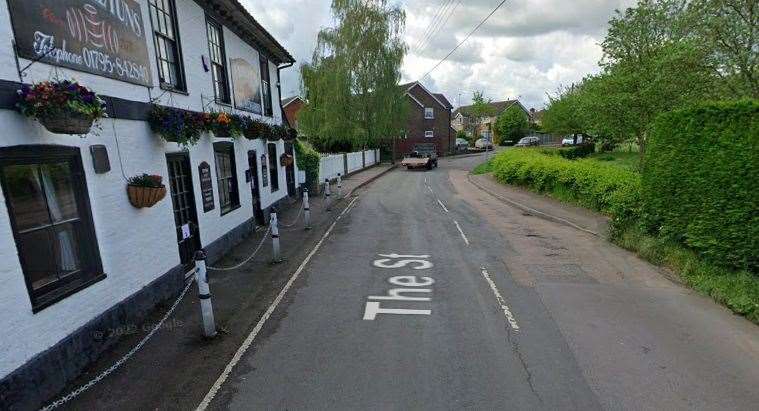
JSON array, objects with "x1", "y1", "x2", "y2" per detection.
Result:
[
  {"x1": 425, "y1": 130, "x2": 434, "y2": 138},
  {"x1": 424, "y1": 107, "x2": 434, "y2": 119}
]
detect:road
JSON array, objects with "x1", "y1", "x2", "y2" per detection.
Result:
[{"x1": 202, "y1": 154, "x2": 759, "y2": 410}]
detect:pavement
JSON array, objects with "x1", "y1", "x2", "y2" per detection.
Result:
[
  {"x1": 54, "y1": 164, "x2": 394, "y2": 411},
  {"x1": 200, "y1": 154, "x2": 759, "y2": 410},
  {"x1": 56, "y1": 155, "x2": 759, "y2": 410}
]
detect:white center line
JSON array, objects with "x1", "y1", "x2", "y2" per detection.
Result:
[
  {"x1": 480, "y1": 266, "x2": 520, "y2": 331},
  {"x1": 453, "y1": 220, "x2": 470, "y2": 246},
  {"x1": 436, "y1": 199, "x2": 449, "y2": 213},
  {"x1": 196, "y1": 196, "x2": 359, "y2": 410}
]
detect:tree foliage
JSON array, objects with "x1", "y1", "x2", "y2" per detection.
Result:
[
  {"x1": 299, "y1": 0, "x2": 407, "y2": 152},
  {"x1": 542, "y1": 0, "x2": 755, "y2": 156},
  {"x1": 493, "y1": 105, "x2": 529, "y2": 143}
]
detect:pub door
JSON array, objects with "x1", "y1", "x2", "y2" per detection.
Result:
[
  {"x1": 247, "y1": 150, "x2": 265, "y2": 225},
  {"x1": 166, "y1": 153, "x2": 201, "y2": 266},
  {"x1": 285, "y1": 142, "x2": 296, "y2": 197}
]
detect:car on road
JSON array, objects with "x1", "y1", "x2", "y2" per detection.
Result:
[
  {"x1": 455, "y1": 138, "x2": 469, "y2": 152},
  {"x1": 561, "y1": 135, "x2": 585, "y2": 146},
  {"x1": 474, "y1": 138, "x2": 493, "y2": 150},
  {"x1": 515, "y1": 136, "x2": 541, "y2": 147},
  {"x1": 401, "y1": 143, "x2": 438, "y2": 170}
]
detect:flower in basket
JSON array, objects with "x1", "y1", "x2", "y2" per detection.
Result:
[
  {"x1": 269, "y1": 124, "x2": 289, "y2": 141},
  {"x1": 126, "y1": 174, "x2": 166, "y2": 209},
  {"x1": 241, "y1": 117, "x2": 270, "y2": 140},
  {"x1": 16, "y1": 80, "x2": 107, "y2": 135},
  {"x1": 149, "y1": 105, "x2": 204, "y2": 147},
  {"x1": 127, "y1": 174, "x2": 164, "y2": 188},
  {"x1": 209, "y1": 111, "x2": 241, "y2": 138}
]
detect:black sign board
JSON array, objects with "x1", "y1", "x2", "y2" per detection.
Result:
[
  {"x1": 198, "y1": 162, "x2": 215, "y2": 213},
  {"x1": 8, "y1": 0, "x2": 152, "y2": 86},
  {"x1": 89, "y1": 144, "x2": 110, "y2": 174},
  {"x1": 261, "y1": 158, "x2": 269, "y2": 188}
]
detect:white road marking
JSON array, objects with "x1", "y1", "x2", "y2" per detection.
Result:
[
  {"x1": 453, "y1": 220, "x2": 470, "y2": 246},
  {"x1": 378, "y1": 254, "x2": 430, "y2": 259},
  {"x1": 436, "y1": 199, "x2": 449, "y2": 213},
  {"x1": 196, "y1": 196, "x2": 359, "y2": 410},
  {"x1": 480, "y1": 266, "x2": 520, "y2": 331},
  {"x1": 427, "y1": 185, "x2": 434, "y2": 194}
]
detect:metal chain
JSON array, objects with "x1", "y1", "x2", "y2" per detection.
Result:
[
  {"x1": 207, "y1": 225, "x2": 272, "y2": 271},
  {"x1": 40, "y1": 278, "x2": 195, "y2": 411}
]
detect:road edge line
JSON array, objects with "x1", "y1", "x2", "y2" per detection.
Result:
[{"x1": 196, "y1": 197, "x2": 360, "y2": 410}]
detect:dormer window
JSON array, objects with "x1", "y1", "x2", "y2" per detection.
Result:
[{"x1": 425, "y1": 107, "x2": 434, "y2": 119}]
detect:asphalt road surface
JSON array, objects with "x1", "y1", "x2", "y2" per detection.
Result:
[{"x1": 203, "y1": 154, "x2": 759, "y2": 411}]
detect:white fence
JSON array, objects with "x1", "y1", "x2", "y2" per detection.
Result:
[{"x1": 318, "y1": 149, "x2": 380, "y2": 182}]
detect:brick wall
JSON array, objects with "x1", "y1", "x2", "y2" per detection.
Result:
[{"x1": 396, "y1": 85, "x2": 452, "y2": 158}]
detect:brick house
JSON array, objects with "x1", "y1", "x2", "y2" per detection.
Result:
[
  {"x1": 282, "y1": 96, "x2": 305, "y2": 130},
  {"x1": 394, "y1": 82, "x2": 453, "y2": 159}
]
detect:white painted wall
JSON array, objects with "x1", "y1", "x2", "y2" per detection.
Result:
[{"x1": 0, "y1": 0, "x2": 291, "y2": 379}]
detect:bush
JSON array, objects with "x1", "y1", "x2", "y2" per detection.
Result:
[
  {"x1": 642, "y1": 100, "x2": 759, "y2": 273},
  {"x1": 541, "y1": 144, "x2": 595, "y2": 159},
  {"x1": 294, "y1": 140, "x2": 320, "y2": 190},
  {"x1": 490, "y1": 149, "x2": 641, "y2": 230}
]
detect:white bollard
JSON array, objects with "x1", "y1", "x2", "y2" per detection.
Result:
[
  {"x1": 194, "y1": 251, "x2": 217, "y2": 338},
  {"x1": 270, "y1": 209, "x2": 282, "y2": 263},
  {"x1": 337, "y1": 173, "x2": 343, "y2": 198},
  {"x1": 324, "y1": 179, "x2": 332, "y2": 211},
  {"x1": 303, "y1": 189, "x2": 311, "y2": 230}
]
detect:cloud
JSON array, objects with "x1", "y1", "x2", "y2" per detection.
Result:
[{"x1": 240, "y1": 0, "x2": 635, "y2": 109}]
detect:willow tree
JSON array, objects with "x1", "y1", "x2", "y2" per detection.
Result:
[{"x1": 299, "y1": 0, "x2": 407, "y2": 153}]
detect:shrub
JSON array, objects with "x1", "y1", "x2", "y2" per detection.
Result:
[
  {"x1": 642, "y1": 100, "x2": 758, "y2": 273},
  {"x1": 541, "y1": 144, "x2": 595, "y2": 159},
  {"x1": 294, "y1": 140, "x2": 320, "y2": 189},
  {"x1": 490, "y1": 149, "x2": 641, "y2": 230}
]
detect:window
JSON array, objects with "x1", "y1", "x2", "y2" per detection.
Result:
[
  {"x1": 149, "y1": 0, "x2": 185, "y2": 90},
  {"x1": 0, "y1": 146, "x2": 104, "y2": 312},
  {"x1": 260, "y1": 57, "x2": 273, "y2": 117},
  {"x1": 425, "y1": 130, "x2": 434, "y2": 138},
  {"x1": 206, "y1": 18, "x2": 230, "y2": 103},
  {"x1": 425, "y1": 107, "x2": 434, "y2": 119},
  {"x1": 213, "y1": 142, "x2": 240, "y2": 214},
  {"x1": 267, "y1": 143, "x2": 279, "y2": 191}
]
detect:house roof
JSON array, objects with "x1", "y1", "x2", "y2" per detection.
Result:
[
  {"x1": 400, "y1": 81, "x2": 452, "y2": 110},
  {"x1": 201, "y1": 0, "x2": 295, "y2": 65},
  {"x1": 282, "y1": 96, "x2": 303, "y2": 108},
  {"x1": 453, "y1": 100, "x2": 528, "y2": 117}
]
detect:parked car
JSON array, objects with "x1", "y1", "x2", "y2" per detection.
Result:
[
  {"x1": 475, "y1": 138, "x2": 493, "y2": 150},
  {"x1": 515, "y1": 136, "x2": 541, "y2": 147},
  {"x1": 561, "y1": 135, "x2": 584, "y2": 146},
  {"x1": 455, "y1": 138, "x2": 469, "y2": 152},
  {"x1": 401, "y1": 144, "x2": 438, "y2": 170}
]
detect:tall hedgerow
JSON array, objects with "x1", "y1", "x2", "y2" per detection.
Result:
[{"x1": 642, "y1": 100, "x2": 759, "y2": 273}]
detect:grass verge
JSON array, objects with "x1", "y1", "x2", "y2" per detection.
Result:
[{"x1": 472, "y1": 159, "x2": 493, "y2": 175}]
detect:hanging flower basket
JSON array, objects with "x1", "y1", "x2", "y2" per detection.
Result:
[
  {"x1": 17, "y1": 80, "x2": 106, "y2": 135},
  {"x1": 284, "y1": 127, "x2": 298, "y2": 141},
  {"x1": 210, "y1": 112, "x2": 241, "y2": 138},
  {"x1": 149, "y1": 106, "x2": 208, "y2": 147},
  {"x1": 126, "y1": 174, "x2": 166, "y2": 209},
  {"x1": 268, "y1": 124, "x2": 288, "y2": 141},
  {"x1": 280, "y1": 153, "x2": 294, "y2": 167},
  {"x1": 38, "y1": 113, "x2": 95, "y2": 135},
  {"x1": 241, "y1": 117, "x2": 270, "y2": 140}
]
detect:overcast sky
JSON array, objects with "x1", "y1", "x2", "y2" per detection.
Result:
[{"x1": 241, "y1": 0, "x2": 636, "y2": 110}]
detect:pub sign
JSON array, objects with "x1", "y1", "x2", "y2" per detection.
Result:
[{"x1": 8, "y1": 0, "x2": 153, "y2": 86}]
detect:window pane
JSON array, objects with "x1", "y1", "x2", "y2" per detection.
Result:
[
  {"x1": 2, "y1": 165, "x2": 51, "y2": 231},
  {"x1": 53, "y1": 222, "x2": 81, "y2": 276},
  {"x1": 17, "y1": 229, "x2": 56, "y2": 290},
  {"x1": 40, "y1": 162, "x2": 79, "y2": 223}
]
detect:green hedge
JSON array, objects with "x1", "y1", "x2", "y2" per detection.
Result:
[
  {"x1": 491, "y1": 149, "x2": 641, "y2": 229},
  {"x1": 294, "y1": 140, "x2": 320, "y2": 189},
  {"x1": 541, "y1": 144, "x2": 595, "y2": 160},
  {"x1": 642, "y1": 100, "x2": 759, "y2": 273}
]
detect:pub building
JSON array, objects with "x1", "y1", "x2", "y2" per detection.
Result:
[{"x1": 0, "y1": 1, "x2": 297, "y2": 408}]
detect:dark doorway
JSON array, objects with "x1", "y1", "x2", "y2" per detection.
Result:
[
  {"x1": 284, "y1": 142, "x2": 296, "y2": 197},
  {"x1": 247, "y1": 150, "x2": 265, "y2": 225},
  {"x1": 166, "y1": 153, "x2": 201, "y2": 267}
]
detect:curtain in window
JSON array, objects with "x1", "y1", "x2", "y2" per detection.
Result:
[{"x1": 40, "y1": 167, "x2": 78, "y2": 272}]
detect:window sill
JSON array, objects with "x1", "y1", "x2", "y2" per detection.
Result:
[
  {"x1": 215, "y1": 100, "x2": 232, "y2": 107},
  {"x1": 32, "y1": 273, "x2": 107, "y2": 314},
  {"x1": 220, "y1": 203, "x2": 241, "y2": 217},
  {"x1": 159, "y1": 84, "x2": 189, "y2": 95}
]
